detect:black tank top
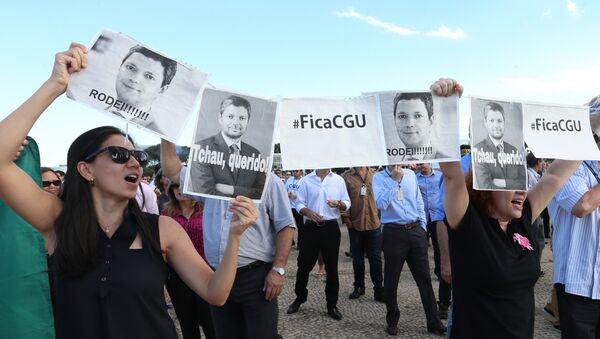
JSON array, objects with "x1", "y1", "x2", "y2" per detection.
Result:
[{"x1": 53, "y1": 212, "x2": 177, "y2": 339}]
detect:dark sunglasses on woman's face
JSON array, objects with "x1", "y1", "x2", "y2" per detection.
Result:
[
  {"x1": 42, "y1": 180, "x2": 61, "y2": 188},
  {"x1": 84, "y1": 146, "x2": 149, "y2": 166}
]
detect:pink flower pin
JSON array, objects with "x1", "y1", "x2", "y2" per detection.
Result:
[{"x1": 513, "y1": 233, "x2": 533, "y2": 251}]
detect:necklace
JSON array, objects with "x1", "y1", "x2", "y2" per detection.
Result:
[{"x1": 101, "y1": 224, "x2": 111, "y2": 233}]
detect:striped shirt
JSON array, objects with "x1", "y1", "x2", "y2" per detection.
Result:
[{"x1": 548, "y1": 161, "x2": 600, "y2": 299}]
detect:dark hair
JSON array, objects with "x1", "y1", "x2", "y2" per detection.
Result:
[
  {"x1": 121, "y1": 45, "x2": 177, "y2": 88},
  {"x1": 526, "y1": 152, "x2": 542, "y2": 169},
  {"x1": 53, "y1": 126, "x2": 161, "y2": 277},
  {"x1": 41, "y1": 167, "x2": 60, "y2": 180},
  {"x1": 154, "y1": 169, "x2": 167, "y2": 192},
  {"x1": 220, "y1": 96, "x2": 251, "y2": 120},
  {"x1": 163, "y1": 184, "x2": 200, "y2": 217},
  {"x1": 483, "y1": 102, "x2": 505, "y2": 120},
  {"x1": 393, "y1": 92, "x2": 433, "y2": 119},
  {"x1": 465, "y1": 169, "x2": 493, "y2": 217}
]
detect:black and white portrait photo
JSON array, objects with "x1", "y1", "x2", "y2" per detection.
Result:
[
  {"x1": 66, "y1": 29, "x2": 208, "y2": 141},
  {"x1": 367, "y1": 90, "x2": 459, "y2": 164},
  {"x1": 471, "y1": 98, "x2": 527, "y2": 191},
  {"x1": 184, "y1": 88, "x2": 278, "y2": 201}
]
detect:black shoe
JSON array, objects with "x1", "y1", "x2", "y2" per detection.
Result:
[
  {"x1": 385, "y1": 325, "x2": 398, "y2": 336},
  {"x1": 427, "y1": 322, "x2": 447, "y2": 336},
  {"x1": 327, "y1": 306, "x2": 342, "y2": 320},
  {"x1": 349, "y1": 287, "x2": 365, "y2": 299},
  {"x1": 374, "y1": 290, "x2": 385, "y2": 303},
  {"x1": 438, "y1": 302, "x2": 449, "y2": 320},
  {"x1": 287, "y1": 299, "x2": 302, "y2": 314}
]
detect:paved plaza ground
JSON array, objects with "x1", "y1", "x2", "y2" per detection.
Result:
[{"x1": 171, "y1": 225, "x2": 560, "y2": 338}]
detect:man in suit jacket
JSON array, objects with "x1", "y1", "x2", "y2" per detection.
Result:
[
  {"x1": 393, "y1": 92, "x2": 450, "y2": 161},
  {"x1": 473, "y1": 102, "x2": 526, "y2": 190},
  {"x1": 191, "y1": 95, "x2": 266, "y2": 199}
]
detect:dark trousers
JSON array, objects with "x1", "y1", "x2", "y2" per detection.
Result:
[
  {"x1": 292, "y1": 208, "x2": 304, "y2": 228},
  {"x1": 348, "y1": 226, "x2": 383, "y2": 292},
  {"x1": 427, "y1": 221, "x2": 451, "y2": 306},
  {"x1": 383, "y1": 223, "x2": 440, "y2": 327},
  {"x1": 166, "y1": 271, "x2": 216, "y2": 339},
  {"x1": 542, "y1": 207, "x2": 551, "y2": 237},
  {"x1": 532, "y1": 216, "x2": 545, "y2": 265},
  {"x1": 210, "y1": 262, "x2": 278, "y2": 339},
  {"x1": 294, "y1": 219, "x2": 341, "y2": 308},
  {"x1": 556, "y1": 283, "x2": 600, "y2": 339}
]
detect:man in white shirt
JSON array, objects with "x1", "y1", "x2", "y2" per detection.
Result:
[{"x1": 286, "y1": 169, "x2": 351, "y2": 320}]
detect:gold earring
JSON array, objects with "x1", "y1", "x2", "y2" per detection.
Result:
[{"x1": 90, "y1": 178, "x2": 95, "y2": 186}]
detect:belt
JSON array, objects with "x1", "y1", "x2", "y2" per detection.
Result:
[
  {"x1": 306, "y1": 219, "x2": 338, "y2": 227},
  {"x1": 237, "y1": 261, "x2": 266, "y2": 273},
  {"x1": 385, "y1": 221, "x2": 420, "y2": 230}
]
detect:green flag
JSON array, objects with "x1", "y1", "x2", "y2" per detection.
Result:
[{"x1": 0, "y1": 137, "x2": 54, "y2": 338}]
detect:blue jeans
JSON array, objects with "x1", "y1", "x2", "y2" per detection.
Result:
[{"x1": 348, "y1": 226, "x2": 383, "y2": 291}]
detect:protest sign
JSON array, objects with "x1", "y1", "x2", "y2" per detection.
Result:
[
  {"x1": 366, "y1": 91, "x2": 460, "y2": 164},
  {"x1": 183, "y1": 88, "x2": 277, "y2": 202},
  {"x1": 523, "y1": 102, "x2": 600, "y2": 160},
  {"x1": 66, "y1": 29, "x2": 208, "y2": 141},
  {"x1": 470, "y1": 97, "x2": 527, "y2": 191},
  {"x1": 279, "y1": 96, "x2": 387, "y2": 170}
]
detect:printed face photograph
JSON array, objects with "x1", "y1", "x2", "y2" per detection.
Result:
[
  {"x1": 65, "y1": 29, "x2": 208, "y2": 141},
  {"x1": 115, "y1": 51, "x2": 167, "y2": 110},
  {"x1": 218, "y1": 104, "x2": 249, "y2": 139},
  {"x1": 394, "y1": 97, "x2": 433, "y2": 148},
  {"x1": 484, "y1": 108, "x2": 505, "y2": 141}
]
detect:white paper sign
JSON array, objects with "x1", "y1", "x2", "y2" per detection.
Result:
[
  {"x1": 183, "y1": 88, "x2": 278, "y2": 202},
  {"x1": 523, "y1": 102, "x2": 600, "y2": 160},
  {"x1": 279, "y1": 96, "x2": 387, "y2": 170},
  {"x1": 366, "y1": 91, "x2": 460, "y2": 164},
  {"x1": 66, "y1": 29, "x2": 208, "y2": 141},
  {"x1": 470, "y1": 97, "x2": 527, "y2": 191}
]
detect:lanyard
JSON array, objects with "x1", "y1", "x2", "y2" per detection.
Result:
[{"x1": 583, "y1": 161, "x2": 600, "y2": 184}]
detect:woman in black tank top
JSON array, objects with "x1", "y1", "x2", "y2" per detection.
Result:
[{"x1": 0, "y1": 43, "x2": 257, "y2": 339}]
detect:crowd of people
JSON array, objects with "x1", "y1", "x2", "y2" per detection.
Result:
[{"x1": 3, "y1": 43, "x2": 600, "y2": 339}]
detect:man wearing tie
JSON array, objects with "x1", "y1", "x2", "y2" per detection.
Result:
[
  {"x1": 190, "y1": 95, "x2": 265, "y2": 199},
  {"x1": 472, "y1": 101, "x2": 526, "y2": 190}
]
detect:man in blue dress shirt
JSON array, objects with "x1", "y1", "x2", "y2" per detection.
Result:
[
  {"x1": 416, "y1": 163, "x2": 450, "y2": 319},
  {"x1": 373, "y1": 165, "x2": 445, "y2": 336}
]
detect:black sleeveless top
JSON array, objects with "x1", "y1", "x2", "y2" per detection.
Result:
[{"x1": 53, "y1": 212, "x2": 178, "y2": 339}]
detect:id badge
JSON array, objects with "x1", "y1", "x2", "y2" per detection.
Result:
[
  {"x1": 396, "y1": 188, "x2": 404, "y2": 201},
  {"x1": 360, "y1": 184, "x2": 367, "y2": 196}
]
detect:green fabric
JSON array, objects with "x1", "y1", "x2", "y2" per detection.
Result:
[{"x1": 0, "y1": 137, "x2": 54, "y2": 338}]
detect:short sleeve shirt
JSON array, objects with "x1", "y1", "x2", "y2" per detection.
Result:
[{"x1": 448, "y1": 200, "x2": 540, "y2": 339}]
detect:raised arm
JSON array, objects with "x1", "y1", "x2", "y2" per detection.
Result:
[
  {"x1": 160, "y1": 138, "x2": 182, "y2": 184},
  {"x1": 430, "y1": 78, "x2": 467, "y2": 229},
  {"x1": 527, "y1": 160, "x2": 583, "y2": 220},
  {"x1": 0, "y1": 43, "x2": 88, "y2": 233},
  {"x1": 161, "y1": 195, "x2": 257, "y2": 305}
]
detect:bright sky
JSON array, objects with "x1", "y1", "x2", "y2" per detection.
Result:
[{"x1": 1, "y1": 1, "x2": 599, "y2": 166}]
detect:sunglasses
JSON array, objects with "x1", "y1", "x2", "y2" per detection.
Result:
[
  {"x1": 42, "y1": 180, "x2": 61, "y2": 188},
  {"x1": 84, "y1": 146, "x2": 149, "y2": 166}
]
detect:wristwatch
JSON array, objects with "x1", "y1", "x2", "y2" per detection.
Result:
[{"x1": 271, "y1": 266, "x2": 285, "y2": 276}]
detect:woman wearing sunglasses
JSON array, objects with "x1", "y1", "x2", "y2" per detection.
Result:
[
  {"x1": 0, "y1": 43, "x2": 257, "y2": 339},
  {"x1": 41, "y1": 167, "x2": 62, "y2": 196}
]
